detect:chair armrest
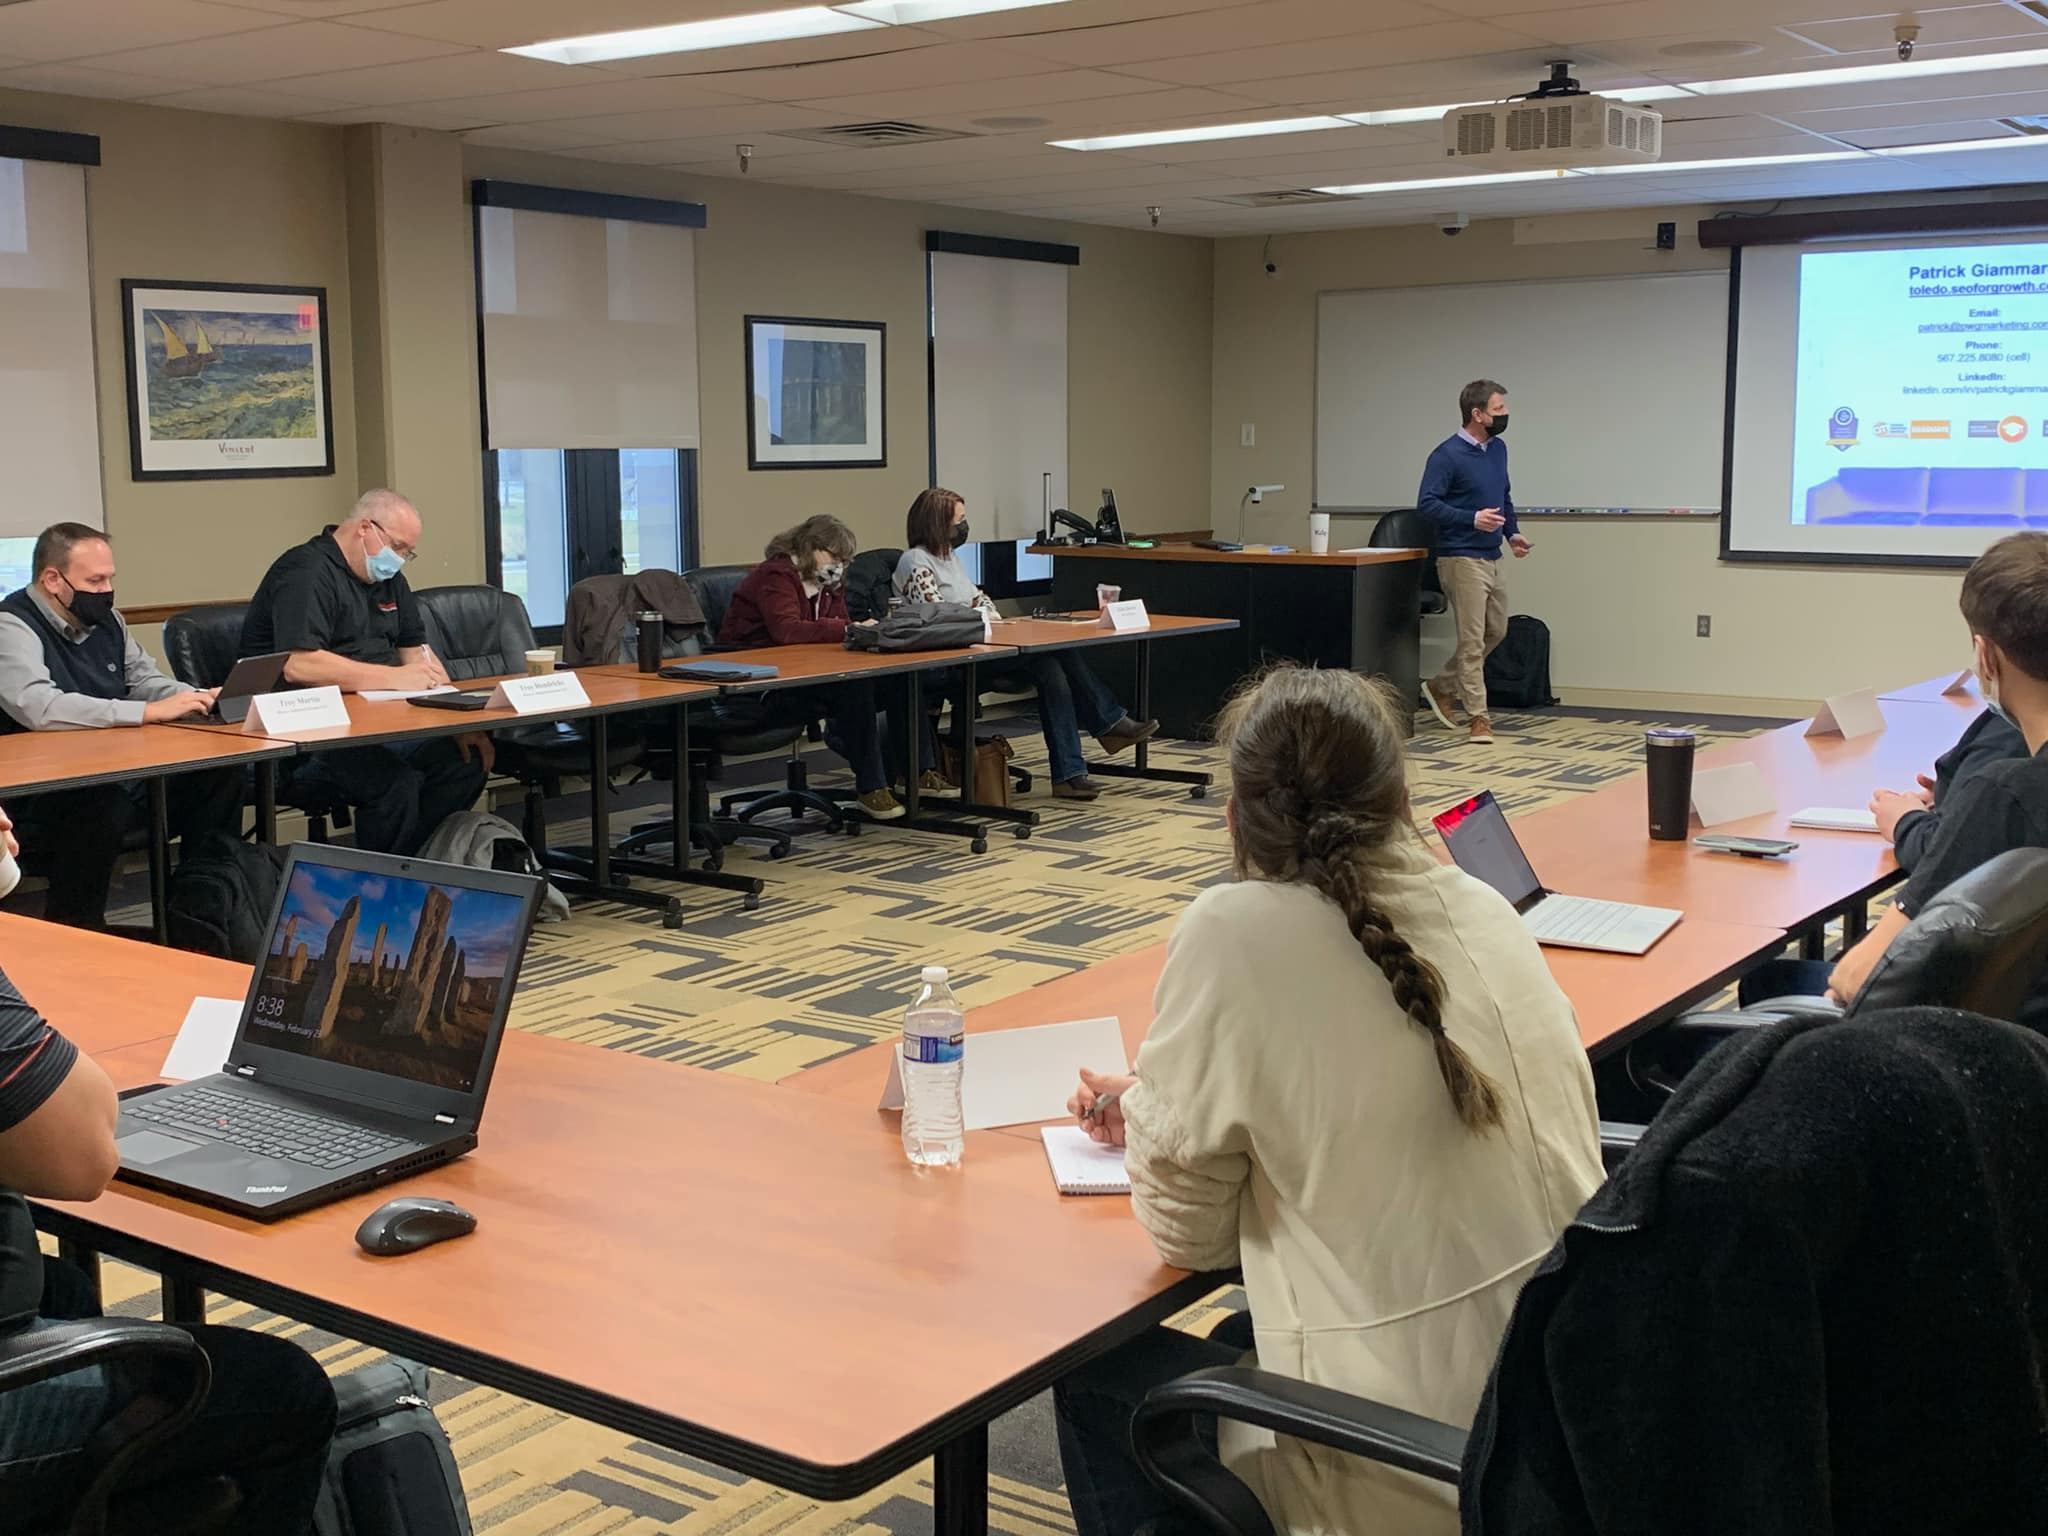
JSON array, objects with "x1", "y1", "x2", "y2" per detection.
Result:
[
  {"x1": 1669, "y1": 996, "x2": 1845, "y2": 1036},
  {"x1": 1133, "y1": 1365, "x2": 1465, "y2": 1536},
  {"x1": 0, "y1": 1318, "x2": 213, "y2": 1534},
  {"x1": 1598, "y1": 1120, "x2": 1645, "y2": 1170}
]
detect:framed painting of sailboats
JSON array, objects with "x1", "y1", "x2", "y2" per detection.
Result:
[{"x1": 120, "y1": 279, "x2": 335, "y2": 480}]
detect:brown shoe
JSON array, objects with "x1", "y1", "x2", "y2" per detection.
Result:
[
  {"x1": 1425, "y1": 680, "x2": 1464, "y2": 730},
  {"x1": 1052, "y1": 775, "x2": 1104, "y2": 801},
  {"x1": 1095, "y1": 716, "x2": 1161, "y2": 755},
  {"x1": 918, "y1": 770, "x2": 949, "y2": 792},
  {"x1": 1468, "y1": 716, "x2": 1495, "y2": 745},
  {"x1": 858, "y1": 788, "x2": 907, "y2": 820}
]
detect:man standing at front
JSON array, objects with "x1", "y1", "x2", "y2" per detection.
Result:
[{"x1": 1417, "y1": 379, "x2": 1531, "y2": 745}]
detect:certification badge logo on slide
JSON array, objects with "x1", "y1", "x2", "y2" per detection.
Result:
[
  {"x1": 2000, "y1": 416, "x2": 2028, "y2": 444},
  {"x1": 1969, "y1": 420, "x2": 2002, "y2": 439},
  {"x1": 1873, "y1": 421, "x2": 1908, "y2": 438},
  {"x1": 1909, "y1": 420, "x2": 1951, "y2": 440},
  {"x1": 1827, "y1": 406, "x2": 1858, "y2": 451}
]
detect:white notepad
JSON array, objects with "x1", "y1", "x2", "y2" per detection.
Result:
[
  {"x1": 1041, "y1": 1125, "x2": 1131, "y2": 1196},
  {"x1": 1789, "y1": 806, "x2": 1880, "y2": 833}
]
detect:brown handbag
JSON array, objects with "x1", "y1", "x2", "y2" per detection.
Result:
[{"x1": 939, "y1": 734, "x2": 1015, "y2": 808}]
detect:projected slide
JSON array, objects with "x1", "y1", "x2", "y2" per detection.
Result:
[{"x1": 1793, "y1": 240, "x2": 2047, "y2": 532}]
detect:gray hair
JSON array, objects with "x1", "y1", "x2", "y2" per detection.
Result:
[{"x1": 345, "y1": 488, "x2": 419, "y2": 529}]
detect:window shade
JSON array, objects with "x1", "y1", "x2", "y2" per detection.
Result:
[
  {"x1": 930, "y1": 249, "x2": 1068, "y2": 542},
  {"x1": 478, "y1": 204, "x2": 700, "y2": 451},
  {"x1": 0, "y1": 157, "x2": 103, "y2": 535}
]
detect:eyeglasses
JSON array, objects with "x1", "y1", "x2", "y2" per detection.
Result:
[{"x1": 367, "y1": 519, "x2": 418, "y2": 563}]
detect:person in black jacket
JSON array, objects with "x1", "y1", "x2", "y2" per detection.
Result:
[
  {"x1": 1869, "y1": 706, "x2": 2027, "y2": 872},
  {"x1": 1462, "y1": 1006, "x2": 2048, "y2": 1535}
]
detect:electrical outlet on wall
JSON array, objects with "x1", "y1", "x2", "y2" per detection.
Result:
[
  {"x1": 1240, "y1": 422, "x2": 1256, "y2": 447},
  {"x1": 1696, "y1": 614, "x2": 1712, "y2": 638}
]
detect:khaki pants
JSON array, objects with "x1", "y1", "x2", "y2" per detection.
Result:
[{"x1": 1431, "y1": 555, "x2": 1510, "y2": 719}]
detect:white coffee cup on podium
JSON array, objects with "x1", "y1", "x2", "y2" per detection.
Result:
[{"x1": 1308, "y1": 512, "x2": 1330, "y2": 555}]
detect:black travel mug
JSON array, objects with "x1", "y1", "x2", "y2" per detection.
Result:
[
  {"x1": 636, "y1": 611, "x2": 663, "y2": 674},
  {"x1": 1646, "y1": 729, "x2": 1696, "y2": 841}
]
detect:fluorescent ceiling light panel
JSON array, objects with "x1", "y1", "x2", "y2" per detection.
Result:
[
  {"x1": 838, "y1": 0, "x2": 1072, "y2": 20},
  {"x1": 1050, "y1": 116, "x2": 1352, "y2": 151},
  {"x1": 1579, "y1": 149, "x2": 1861, "y2": 176},
  {"x1": 1311, "y1": 170, "x2": 1572, "y2": 195},
  {"x1": 1679, "y1": 46, "x2": 2048, "y2": 96},
  {"x1": 505, "y1": 6, "x2": 879, "y2": 64},
  {"x1": 1877, "y1": 134, "x2": 2048, "y2": 156}
]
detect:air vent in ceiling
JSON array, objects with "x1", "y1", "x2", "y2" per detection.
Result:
[
  {"x1": 779, "y1": 121, "x2": 974, "y2": 147},
  {"x1": 1204, "y1": 189, "x2": 1358, "y2": 208},
  {"x1": 1998, "y1": 116, "x2": 2048, "y2": 136},
  {"x1": 2015, "y1": 1, "x2": 2048, "y2": 22}
]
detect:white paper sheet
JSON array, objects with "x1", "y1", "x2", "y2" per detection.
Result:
[
  {"x1": 160, "y1": 996, "x2": 243, "y2": 1082},
  {"x1": 878, "y1": 1015, "x2": 1128, "y2": 1130},
  {"x1": 360, "y1": 685, "x2": 457, "y2": 703}
]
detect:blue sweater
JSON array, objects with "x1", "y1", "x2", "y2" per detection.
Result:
[{"x1": 1417, "y1": 433, "x2": 1517, "y2": 559}]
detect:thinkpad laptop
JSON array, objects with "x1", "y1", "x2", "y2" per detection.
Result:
[
  {"x1": 114, "y1": 844, "x2": 543, "y2": 1220},
  {"x1": 208, "y1": 652, "x2": 289, "y2": 723},
  {"x1": 1433, "y1": 790, "x2": 1681, "y2": 956}
]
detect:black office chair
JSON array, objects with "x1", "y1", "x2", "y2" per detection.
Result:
[
  {"x1": 0, "y1": 1315, "x2": 237, "y2": 1536},
  {"x1": 411, "y1": 585, "x2": 689, "y2": 925},
  {"x1": 161, "y1": 603, "x2": 349, "y2": 843},
  {"x1": 1632, "y1": 845, "x2": 2048, "y2": 1096},
  {"x1": 1129, "y1": 1008, "x2": 2048, "y2": 1536},
  {"x1": 687, "y1": 563, "x2": 861, "y2": 834},
  {"x1": 1365, "y1": 508, "x2": 1446, "y2": 616}
]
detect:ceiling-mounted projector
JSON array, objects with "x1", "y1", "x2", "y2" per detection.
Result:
[{"x1": 1444, "y1": 61, "x2": 1661, "y2": 170}]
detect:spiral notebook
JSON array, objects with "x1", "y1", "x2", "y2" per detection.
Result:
[{"x1": 1041, "y1": 1125, "x2": 1131, "y2": 1195}]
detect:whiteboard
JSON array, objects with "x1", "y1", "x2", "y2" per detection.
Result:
[{"x1": 1314, "y1": 271, "x2": 1729, "y2": 513}]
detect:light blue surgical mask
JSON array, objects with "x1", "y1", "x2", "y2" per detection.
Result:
[
  {"x1": 1982, "y1": 673, "x2": 2018, "y2": 731},
  {"x1": 366, "y1": 545, "x2": 405, "y2": 582}
]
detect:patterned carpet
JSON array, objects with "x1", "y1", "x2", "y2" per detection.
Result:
[{"x1": 81, "y1": 701, "x2": 1778, "y2": 1533}]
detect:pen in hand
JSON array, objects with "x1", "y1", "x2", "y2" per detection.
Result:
[{"x1": 1083, "y1": 1089, "x2": 1120, "y2": 1126}]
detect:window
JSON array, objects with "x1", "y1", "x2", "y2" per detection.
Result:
[
  {"x1": 0, "y1": 536, "x2": 34, "y2": 595},
  {"x1": 486, "y1": 448, "x2": 696, "y2": 635}
]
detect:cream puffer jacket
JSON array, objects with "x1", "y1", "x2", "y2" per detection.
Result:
[{"x1": 1121, "y1": 835, "x2": 1604, "y2": 1535}]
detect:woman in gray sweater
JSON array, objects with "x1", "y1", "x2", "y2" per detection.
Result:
[{"x1": 894, "y1": 488, "x2": 1155, "y2": 800}]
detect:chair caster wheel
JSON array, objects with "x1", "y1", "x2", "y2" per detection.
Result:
[
  {"x1": 660, "y1": 899, "x2": 683, "y2": 929},
  {"x1": 1013, "y1": 826, "x2": 1031, "y2": 840},
  {"x1": 770, "y1": 843, "x2": 790, "y2": 859},
  {"x1": 743, "y1": 891, "x2": 761, "y2": 911},
  {"x1": 971, "y1": 837, "x2": 988, "y2": 855},
  {"x1": 702, "y1": 851, "x2": 724, "y2": 872},
  {"x1": 1189, "y1": 785, "x2": 1208, "y2": 801}
]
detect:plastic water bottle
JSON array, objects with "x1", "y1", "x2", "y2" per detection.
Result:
[{"x1": 901, "y1": 965, "x2": 965, "y2": 1167}]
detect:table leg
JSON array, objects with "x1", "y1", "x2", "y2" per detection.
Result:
[
  {"x1": 590, "y1": 713, "x2": 612, "y2": 888},
  {"x1": 916, "y1": 658, "x2": 1036, "y2": 833},
  {"x1": 56, "y1": 1240, "x2": 100, "y2": 1310},
  {"x1": 932, "y1": 1425, "x2": 989, "y2": 1536},
  {"x1": 1800, "y1": 926, "x2": 1827, "y2": 962},
  {"x1": 162, "y1": 1274, "x2": 205, "y2": 1325},
  {"x1": 670, "y1": 701, "x2": 690, "y2": 880},
  {"x1": 148, "y1": 778, "x2": 170, "y2": 944},
  {"x1": 1084, "y1": 638, "x2": 1213, "y2": 798},
  {"x1": 254, "y1": 760, "x2": 278, "y2": 844},
  {"x1": 900, "y1": 669, "x2": 992, "y2": 848},
  {"x1": 1842, "y1": 901, "x2": 1869, "y2": 946}
]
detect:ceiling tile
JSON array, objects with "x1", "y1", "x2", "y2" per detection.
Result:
[
  {"x1": 546, "y1": 102, "x2": 849, "y2": 144},
  {"x1": 84, "y1": 21, "x2": 470, "y2": 86},
  {"x1": 916, "y1": 85, "x2": 1285, "y2": 135},
  {"x1": 0, "y1": 0, "x2": 285, "y2": 62},
  {"x1": 996, "y1": 0, "x2": 1443, "y2": 68},
  {"x1": 1122, "y1": 21, "x2": 1554, "y2": 88},
  {"x1": 917, "y1": 0, "x2": 1258, "y2": 43},
  {"x1": 457, "y1": 121, "x2": 624, "y2": 150},
  {"x1": 420, "y1": 75, "x2": 769, "y2": 123},
  {"x1": 795, "y1": 65, "x2": 1177, "y2": 119},
  {"x1": 1838, "y1": 119, "x2": 2032, "y2": 149},
  {"x1": 333, "y1": 0, "x2": 810, "y2": 49},
  {"x1": 1788, "y1": 86, "x2": 2048, "y2": 133},
  {"x1": 0, "y1": 60, "x2": 194, "y2": 100},
  {"x1": 202, "y1": 0, "x2": 427, "y2": 15},
  {"x1": 295, "y1": 100, "x2": 499, "y2": 129},
  {"x1": 1781, "y1": 4, "x2": 2048, "y2": 53},
  {"x1": 143, "y1": 82, "x2": 361, "y2": 115},
  {"x1": 705, "y1": 40, "x2": 1066, "y2": 102},
  {"x1": 264, "y1": 48, "x2": 616, "y2": 105}
]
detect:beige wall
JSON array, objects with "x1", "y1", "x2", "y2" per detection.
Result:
[
  {"x1": 463, "y1": 146, "x2": 1213, "y2": 565},
  {"x1": 1211, "y1": 210, "x2": 1976, "y2": 711},
  {"x1": 0, "y1": 87, "x2": 359, "y2": 607}
]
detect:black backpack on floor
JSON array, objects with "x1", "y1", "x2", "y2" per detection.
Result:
[
  {"x1": 164, "y1": 832, "x2": 288, "y2": 963},
  {"x1": 313, "y1": 1358, "x2": 473, "y2": 1536},
  {"x1": 1486, "y1": 614, "x2": 1559, "y2": 710}
]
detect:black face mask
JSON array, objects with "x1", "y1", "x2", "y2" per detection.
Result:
[
  {"x1": 60, "y1": 579, "x2": 116, "y2": 631},
  {"x1": 950, "y1": 518, "x2": 971, "y2": 549},
  {"x1": 1482, "y1": 412, "x2": 1508, "y2": 437}
]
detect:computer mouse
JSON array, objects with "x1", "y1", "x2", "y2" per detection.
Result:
[{"x1": 354, "y1": 1196, "x2": 477, "y2": 1256}]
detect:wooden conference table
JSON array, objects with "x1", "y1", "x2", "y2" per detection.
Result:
[
  {"x1": 0, "y1": 727, "x2": 296, "y2": 943},
  {"x1": 21, "y1": 924, "x2": 1207, "y2": 1536}
]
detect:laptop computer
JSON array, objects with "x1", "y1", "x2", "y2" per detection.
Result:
[
  {"x1": 207, "y1": 652, "x2": 289, "y2": 724},
  {"x1": 1433, "y1": 790, "x2": 1681, "y2": 956},
  {"x1": 113, "y1": 844, "x2": 543, "y2": 1220}
]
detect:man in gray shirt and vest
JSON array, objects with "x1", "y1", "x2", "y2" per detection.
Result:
[{"x1": 0, "y1": 523, "x2": 243, "y2": 929}]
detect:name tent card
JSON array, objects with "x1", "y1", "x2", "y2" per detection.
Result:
[
  {"x1": 486, "y1": 671, "x2": 591, "y2": 715},
  {"x1": 242, "y1": 685, "x2": 347, "y2": 735},
  {"x1": 1691, "y1": 762, "x2": 1776, "y2": 827},
  {"x1": 1806, "y1": 687, "x2": 1885, "y2": 740},
  {"x1": 1942, "y1": 670, "x2": 1975, "y2": 697},
  {"x1": 1100, "y1": 599, "x2": 1151, "y2": 633}
]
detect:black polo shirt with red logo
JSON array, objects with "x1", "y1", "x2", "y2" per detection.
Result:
[{"x1": 239, "y1": 525, "x2": 424, "y2": 668}]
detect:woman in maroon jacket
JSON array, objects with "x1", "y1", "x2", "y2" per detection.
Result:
[{"x1": 718, "y1": 515, "x2": 902, "y2": 820}]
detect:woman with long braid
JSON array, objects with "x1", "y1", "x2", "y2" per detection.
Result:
[{"x1": 1055, "y1": 666, "x2": 1602, "y2": 1536}]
